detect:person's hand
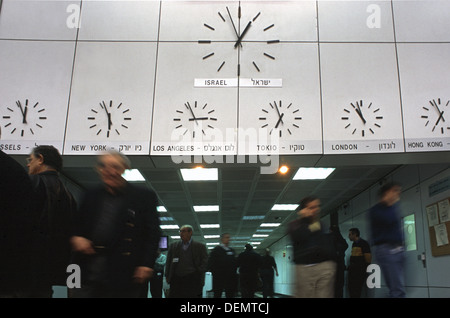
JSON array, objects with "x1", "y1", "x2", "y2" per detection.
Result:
[
  {"x1": 133, "y1": 266, "x2": 154, "y2": 284},
  {"x1": 70, "y1": 236, "x2": 95, "y2": 255}
]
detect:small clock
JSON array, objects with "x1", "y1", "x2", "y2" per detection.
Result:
[
  {"x1": 259, "y1": 100, "x2": 302, "y2": 138},
  {"x1": 421, "y1": 98, "x2": 449, "y2": 135},
  {"x1": 341, "y1": 100, "x2": 383, "y2": 137},
  {"x1": 87, "y1": 100, "x2": 131, "y2": 138},
  {"x1": 199, "y1": 5, "x2": 279, "y2": 76},
  {"x1": 2, "y1": 99, "x2": 47, "y2": 137},
  {"x1": 173, "y1": 101, "x2": 217, "y2": 139}
]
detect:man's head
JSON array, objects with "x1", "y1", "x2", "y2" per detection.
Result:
[
  {"x1": 296, "y1": 195, "x2": 321, "y2": 220},
  {"x1": 27, "y1": 145, "x2": 63, "y2": 175},
  {"x1": 220, "y1": 233, "x2": 231, "y2": 246},
  {"x1": 96, "y1": 150, "x2": 130, "y2": 192},
  {"x1": 179, "y1": 225, "x2": 193, "y2": 243},
  {"x1": 379, "y1": 182, "x2": 402, "y2": 206},
  {"x1": 348, "y1": 228, "x2": 360, "y2": 242}
]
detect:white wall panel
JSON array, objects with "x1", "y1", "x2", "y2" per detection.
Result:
[
  {"x1": 64, "y1": 42, "x2": 157, "y2": 155},
  {"x1": 0, "y1": 40, "x2": 75, "y2": 153},
  {"x1": 0, "y1": 0, "x2": 79, "y2": 40}
]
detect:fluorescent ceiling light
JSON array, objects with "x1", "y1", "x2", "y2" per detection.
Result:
[
  {"x1": 250, "y1": 242, "x2": 261, "y2": 245},
  {"x1": 180, "y1": 167, "x2": 218, "y2": 181},
  {"x1": 159, "y1": 217, "x2": 174, "y2": 221},
  {"x1": 260, "y1": 223, "x2": 281, "y2": 227},
  {"x1": 293, "y1": 167, "x2": 335, "y2": 180},
  {"x1": 253, "y1": 234, "x2": 269, "y2": 237},
  {"x1": 193, "y1": 205, "x2": 219, "y2": 212},
  {"x1": 122, "y1": 169, "x2": 145, "y2": 182},
  {"x1": 160, "y1": 225, "x2": 179, "y2": 230},
  {"x1": 200, "y1": 224, "x2": 220, "y2": 229},
  {"x1": 242, "y1": 215, "x2": 265, "y2": 220},
  {"x1": 170, "y1": 236, "x2": 180, "y2": 239},
  {"x1": 206, "y1": 242, "x2": 219, "y2": 246},
  {"x1": 271, "y1": 204, "x2": 298, "y2": 211},
  {"x1": 204, "y1": 235, "x2": 220, "y2": 239},
  {"x1": 157, "y1": 206, "x2": 167, "y2": 212}
]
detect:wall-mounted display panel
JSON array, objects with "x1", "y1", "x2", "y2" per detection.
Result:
[
  {"x1": 321, "y1": 43, "x2": 404, "y2": 154},
  {"x1": 64, "y1": 42, "x2": 157, "y2": 155},
  {"x1": 318, "y1": 0, "x2": 394, "y2": 42},
  {"x1": 0, "y1": 40, "x2": 75, "y2": 154},
  {"x1": 398, "y1": 44, "x2": 450, "y2": 152},
  {"x1": 78, "y1": 0, "x2": 160, "y2": 41},
  {"x1": 393, "y1": 0, "x2": 450, "y2": 43},
  {"x1": 0, "y1": 0, "x2": 79, "y2": 41},
  {"x1": 151, "y1": 43, "x2": 238, "y2": 157},
  {"x1": 238, "y1": 43, "x2": 322, "y2": 155}
]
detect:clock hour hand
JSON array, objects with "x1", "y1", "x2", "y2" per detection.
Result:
[
  {"x1": 273, "y1": 101, "x2": 284, "y2": 125},
  {"x1": 234, "y1": 21, "x2": 252, "y2": 48},
  {"x1": 16, "y1": 101, "x2": 28, "y2": 124},
  {"x1": 101, "y1": 101, "x2": 113, "y2": 130},
  {"x1": 275, "y1": 113, "x2": 284, "y2": 129},
  {"x1": 352, "y1": 102, "x2": 366, "y2": 124},
  {"x1": 435, "y1": 111, "x2": 445, "y2": 126}
]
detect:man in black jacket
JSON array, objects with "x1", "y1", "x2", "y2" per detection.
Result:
[
  {"x1": 237, "y1": 244, "x2": 262, "y2": 298},
  {"x1": 288, "y1": 195, "x2": 337, "y2": 298},
  {"x1": 71, "y1": 150, "x2": 161, "y2": 298},
  {"x1": 27, "y1": 145, "x2": 77, "y2": 297},
  {"x1": 207, "y1": 233, "x2": 238, "y2": 298}
]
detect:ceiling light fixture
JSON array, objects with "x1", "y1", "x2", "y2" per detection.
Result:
[
  {"x1": 122, "y1": 169, "x2": 145, "y2": 182},
  {"x1": 180, "y1": 167, "x2": 218, "y2": 181},
  {"x1": 193, "y1": 205, "x2": 219, "y2": 212},
  {"x1": 260, "y1": 223, "x2": 281, "y2": 227},
  {"x1": 271, "y1": 204, "x2": 298, "y2": 211},
  {"x1": 293, "y1": 167, "x2": 335, "y2": 180},
  {"x1": 200, "y1": 224, "x2": 220, "y2": 229},
  {"x1": 278, "y1": 165, "x2": 289, "y2": 174},
  {"x1": 157, "y1": 206, "x2": 167, "y2": 212}
]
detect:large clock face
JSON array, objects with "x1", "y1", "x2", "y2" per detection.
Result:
[
  {"x1": 421, "y1": 98, "x2": 449, "y2": 135},
  {"x1": 87, "y1": 100, "x2": 132, "y2": 138},
  {"x1": 199, "y1": 4, "x2": 279, "y2": 76},
  {"x1": 173, "y1": 100, "x2": 217, "y2": 140},
  {"x1": 341, "y1": 100, "x2": 383, "y2": 137},
  {"x1": 2, "y1": 99, "x2": 47, "y2": 138}
]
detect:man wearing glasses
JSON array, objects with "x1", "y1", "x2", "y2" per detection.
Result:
[{"x1": 165, "y1": 225, "x2": 208, "y2": 298}]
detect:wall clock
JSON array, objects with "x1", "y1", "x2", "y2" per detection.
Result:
[
  {"x1": 2, "y1": 99, "x2": 47, "y2": 137},
  {"x1": 259, "y1": 100, "x2": 302, "y2": 138},
  {"x1": 341, "y1": 100, "x2": 383, "y2": 137},
  {"x1": 199, "y1": 4, "x2": 279, "y2": 76},
  {"x1": 87, "y1": 100, "x2": 131, "y2": 138},
  {"x1": 173, "y1": 100, "x2": 217, "y2": 139},
  {"x1": 421, "y1": 98, "x2": 449, "y2": 135}
]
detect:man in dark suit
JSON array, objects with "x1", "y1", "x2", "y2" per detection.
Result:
[
  {"x1": 165, "y1": 225, "x2": 208, "y2": 298},
  {"x1": 207, "y1": 233, "x2": 238, "y2": 298},
  {"x1": 70, "y1": 150, "x2": 161, "y2": 298}
]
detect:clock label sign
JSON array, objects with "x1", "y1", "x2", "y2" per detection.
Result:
[
  {"x1": 65, "y1": 141, "x2": 148, "y2": 155},
  {"x1": 194, "y1": 78, "x2": 282, "y2": 88}
]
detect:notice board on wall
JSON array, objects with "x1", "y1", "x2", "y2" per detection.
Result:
[{"x1": 426, "y1": 198, "x2": 450, "y2": 256}]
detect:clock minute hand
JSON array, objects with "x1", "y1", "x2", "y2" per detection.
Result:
[
  {"x1": 226, "y1": 6, "x2": 242, "y2": 48},
  {"x1": 101, "y1": 101, "x2": 113, "y2": 130},
  {"x1": 234, "y1": 21, "x2": 252, "y2": 48},
  {"x1": 16, "y1": 101, "x2": 28, "y2": 124},
  {"x1": 352, "y1": 103, "x2": 366, "y2": 124},
  {"x1": 186, "y1": 102, "x2": 199, "y2": 125},
  {"x1": 435, "y1": 111, "x2": 445, "y2": 126}
]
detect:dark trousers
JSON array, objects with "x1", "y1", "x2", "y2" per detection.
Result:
[
  {"x1": 260, "y1": 269, "x2": 274, "y2": 298},
  {"x1": 348, "y1": 269, "x2": 367, "y2": 298},
  {"x1": 150, "y1": 273, "x2": 163, "y2": 298},
  {"x1": 169, "y1": 272, "x2": 203, "y2": 298},
  {"x1": 212, "y1": 273, "x2": 237, "y2": 298},
  {"x1": 240, "y1": 273, "x2": 259, "y2": 298}
]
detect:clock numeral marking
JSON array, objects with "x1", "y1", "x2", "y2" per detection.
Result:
[
  {"x1": 218, "y1": 12, "x2": 225, "y2": 22},
  {"x1": 198, "y1": 40, "x2": 211, "y2": 44},
  {"x1": 203, "y1": 52, "x2": 214, "y2": 60},
  {"x1": 263, "y1": 53, "x2": 275, "y2": 60},
  {"x1": 204, "y1": 23, "x2": 215, "y2": 31},
  {"x1": 253, "y1": 61, "x2": 260, "y2": 72},
  {"x1": 217, "y1": 61, "x2": 225, "y2": 72},
  {"x1": 264, "y1": 24, "x2": 274, "y2": 31},
  {"x1": 267, "y1": 40, "x2": 280, "y2": 44}
]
